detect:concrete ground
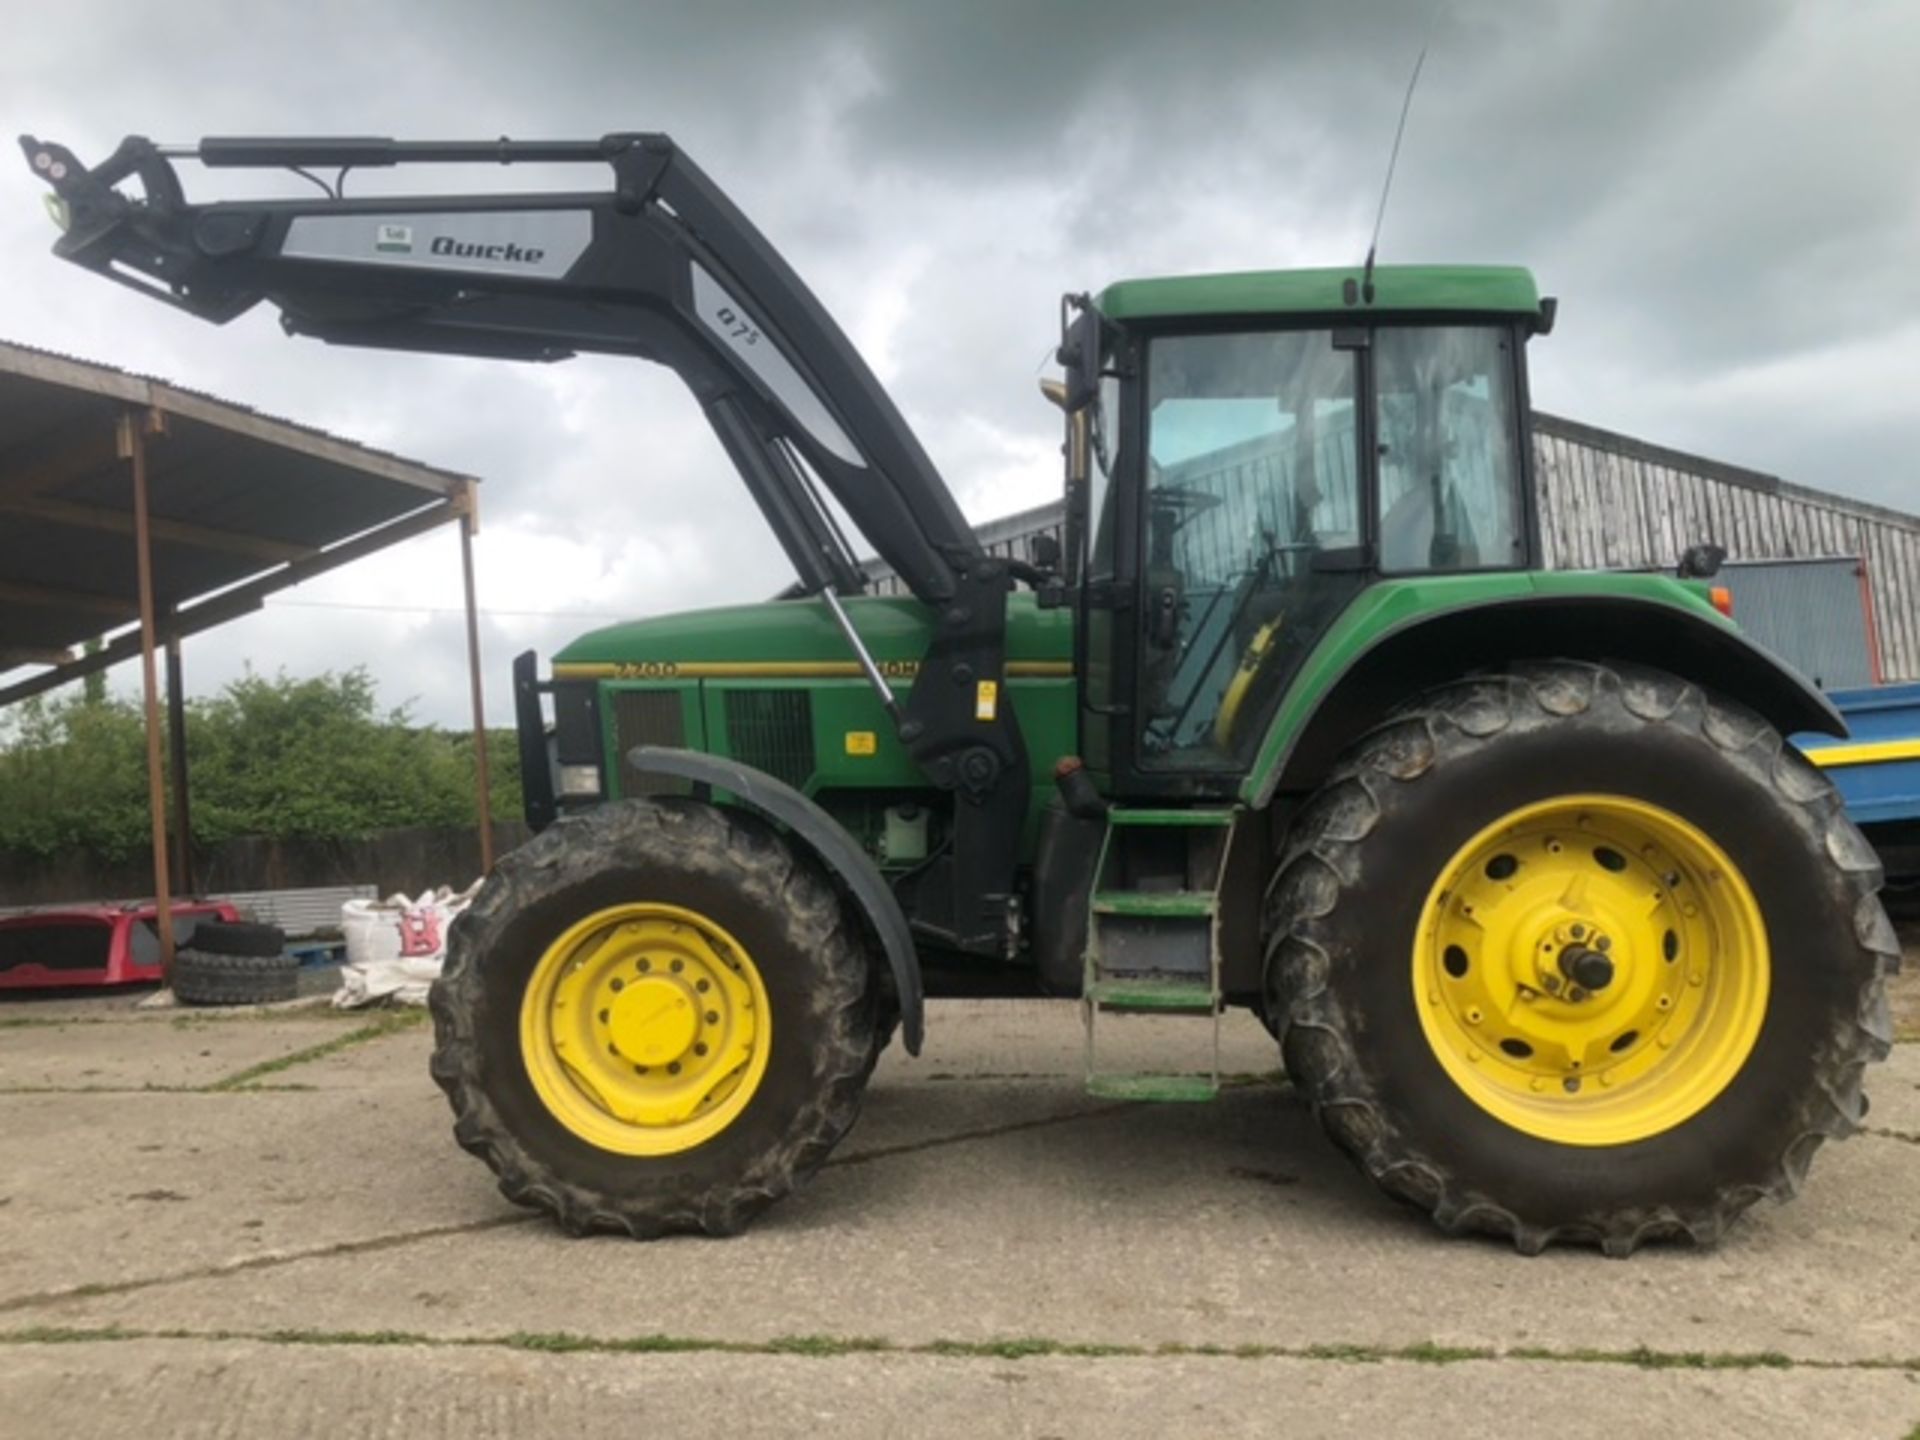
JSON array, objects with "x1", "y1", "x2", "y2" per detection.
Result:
[{"x1": 1, "y1": 944, "x2": 1917, "y2": 1440}]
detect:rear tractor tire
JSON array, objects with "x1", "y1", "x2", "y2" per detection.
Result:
[
  {"x1": 1265, "y1": 661, "x2": 1899, "y2": 1256},
  {"x1": 429, "y1": 797, "x2": 885, "y2": 1238}
]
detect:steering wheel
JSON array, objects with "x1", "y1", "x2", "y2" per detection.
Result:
[{"x1": 1147, "y1": 484, "x2": 1225, "y2": 527}]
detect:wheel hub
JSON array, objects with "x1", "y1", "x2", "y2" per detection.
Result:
[
  {"x1": 1413, "y1": 794, "x2": 1769, "y2": 1146},
  {"x1": 519, "y1": 903, "x2": 772, "y2": 1157},
  {"x1": 1556, "y1": 942, "x2": 1615, "y2": 994},
  {"x1": 608, "y1": 975, "x2": 700, "y2": 1066}
]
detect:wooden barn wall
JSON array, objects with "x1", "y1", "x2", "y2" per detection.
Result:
[{"x1": 1531, "y1": 414, "x2": 1920, "y2": 682}]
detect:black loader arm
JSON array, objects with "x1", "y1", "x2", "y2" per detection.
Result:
[{"x1": 22, "y1": 131, "x2": 1029, "y2": 953}]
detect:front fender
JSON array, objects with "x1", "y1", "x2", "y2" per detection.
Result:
[{"x1": 625, "y1": 745, "x2": 924, "y2": 1054}]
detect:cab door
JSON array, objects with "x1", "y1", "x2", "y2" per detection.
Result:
[{"x1": 1121, "y1": 327, "x2": 1370, "y2": 787}]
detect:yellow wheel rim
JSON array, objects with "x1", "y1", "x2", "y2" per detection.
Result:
[
  {"x1": 520, "y1": 902, "x2": 771, "y2": 1156},
  {"x1": 1413, "y1": 795, "x2": 1768, "y2": 1147}
]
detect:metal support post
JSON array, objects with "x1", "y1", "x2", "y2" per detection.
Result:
[{"x1": 459, "y1": 498, "x2": 495, "y2": 873}]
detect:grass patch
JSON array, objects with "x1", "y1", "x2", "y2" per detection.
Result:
[
  {"x1": 207, "y1": 1010, "x2": 424, "y2": 1090},
  {"x1": 1507, "y1": 1344, "x2": 1795, "y2": 1371},
  {"x1": 1867, "y1": 1127, "x2": 1920, "y2": 1147},
  {"x1": 765, "y1": 1334, "x2": 894, "y2": 1357},
  {"x1": 256, "y1": 1328, "x2": 432, "y2": 1348},
  {"x1": 1393, "y1": 1341, "x2": 1491, "y2": 1364},
  {"x1": 0, "y1": 1324, "x2": 1910, "y2": 1374},
  {"x1": 921, "y1": 1337, "x2": 1133, "y2": 1360},
  {"x1": 0, "y1": 1082, "x2": 315, "y2": 1096},
  {"x1": 169, "y1": 1005, "x2": 368, "y2": 1029},
  {"x1": 1299, "y1": 1342, "x2": 1386, "y2": 1364},
  {"x1": 505, "y1": 1331, "x2": 731, "y2": 1356},
  {"x1": 0, "y1": 1325, "x2": 143, "y2": 1344}
]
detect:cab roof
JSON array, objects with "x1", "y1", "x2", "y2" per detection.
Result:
[{"x1": 1097, "y1": 264, "x2": 1545, "y2": 325}]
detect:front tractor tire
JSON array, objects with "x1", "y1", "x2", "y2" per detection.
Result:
[
  {"x1": 429, "y1": 797, "x2": 883, "y2": 1238},
  {"x1": 1266, "y1": 661, "x2": 1899, "y2": 1256}
]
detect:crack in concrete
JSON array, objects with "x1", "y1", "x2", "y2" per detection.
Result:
[
  {"x1": 0, "y1": 1012, "x2": 423, "y2": 1098},
  {"x1": 0, "y1": 1214, "x2": 533, "y2": 1317},
  {"x1": 0, "y1": 1083, "x2": 315, "y2": 1096},
  {"x1": 827, "y1": 1102, "x2": 1135, "y2": 1168},
  {"x1": 206, "y1": 1013, "x2": 424, "y2": 1091},
  {"x1": 0, "y1": 1104, "x2": 1135, "y2": 1315},
  {"x1": 1865, "y1": 1126, "x2": 1920, "y2": 1147},
  {"x1": 912, "y1": 1070, "x2": 1286, "y2": 1087},
  {"x1": 0, "y1": 1324, "x2": 1915, "y2": 1374}
]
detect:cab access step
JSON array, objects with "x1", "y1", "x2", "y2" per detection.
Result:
[{"x1": 1082, "y1": 802, "x2": 1238, "y2": 1102}]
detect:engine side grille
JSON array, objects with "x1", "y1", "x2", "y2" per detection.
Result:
[
  {"x1": 611, "y1": 688, "x2": 687, "y2": 796},
  {"x1": 723, "y1": 689, "x2": 815, "y2": 790}
]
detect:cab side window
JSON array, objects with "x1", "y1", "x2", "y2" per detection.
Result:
[{"x1": 1374, "y1": 327, "x2": 1524, "y2": 572}]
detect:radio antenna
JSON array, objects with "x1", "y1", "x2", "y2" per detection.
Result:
[{"x1": 1362, "y1": 5, "x2": 1442, "y2": 304}]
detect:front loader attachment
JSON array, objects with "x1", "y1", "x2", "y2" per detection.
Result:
[{"x1": 21, "y1": 128, "x2": 1036, "y2": 958}]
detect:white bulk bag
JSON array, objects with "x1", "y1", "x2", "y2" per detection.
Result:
[{"x1": 333, "y1": 880, "x2": 481, "y2": 1007}]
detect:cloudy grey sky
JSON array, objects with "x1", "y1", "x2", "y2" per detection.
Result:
[{"x1": 3, "y1": 0, "x2": 1916, "y2": 727}]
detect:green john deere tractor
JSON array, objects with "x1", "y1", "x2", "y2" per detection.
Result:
[{"x1": 26, "y1": 130, "x2": 1897, "y2": 1254}]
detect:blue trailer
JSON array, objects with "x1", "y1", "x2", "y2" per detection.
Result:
[
  {"x1": 1707, "y1": 559, "x2": 1917, "y2": 876},
  {"x1": 1800, "y1": 683, "x2": 1920, "y2": 827}
]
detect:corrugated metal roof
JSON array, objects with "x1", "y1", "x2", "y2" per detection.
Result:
[
  {"x1": 0, "y1": 337, "x2": 478, "y2": 689},
  {"x1": 0, "y1": 337, "x2": 472, "y2": 482}
]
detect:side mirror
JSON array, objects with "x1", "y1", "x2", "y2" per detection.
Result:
[
  {"x1": 1056, "y1": 293, "x2": 1102, "y2": 413},
  {"x1": 1677, "y1": 543, "x2": 1727, "y2": 579},
  {"x1": 1029, "y1": 532, "x2": 1062, "y2": 572}
]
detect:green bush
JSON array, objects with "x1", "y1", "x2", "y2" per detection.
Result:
[{"x1": 0, "y1": 668, "x2": 521, "y2": 861}]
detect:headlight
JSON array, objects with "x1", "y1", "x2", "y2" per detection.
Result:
[
  {"x1": 42, "y1": 194, "x2": 71, "y2": 233},
  {"x1": 556, "y1": 763, "x2": 603, "y2": 799}
]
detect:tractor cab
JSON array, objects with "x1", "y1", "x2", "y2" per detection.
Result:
[{"x1": 1055, "y1": 267, "x2": 1553, "y2": 795}]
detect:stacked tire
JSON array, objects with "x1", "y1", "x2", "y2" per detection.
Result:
[{"x1": 173, "y1": 920, "x2": 295, "y2": 1006}]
